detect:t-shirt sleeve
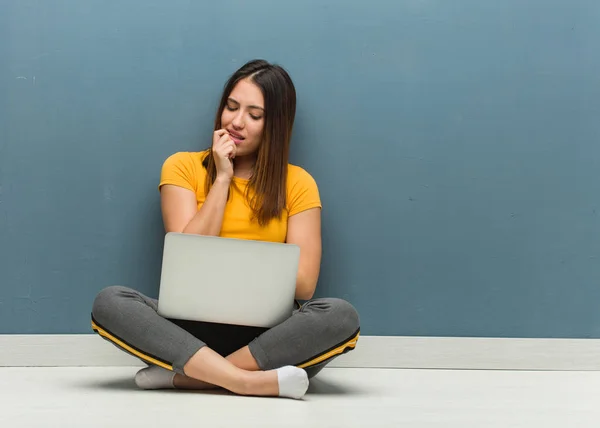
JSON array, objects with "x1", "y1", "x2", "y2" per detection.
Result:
[
  {"x1": 287, "y1": 167, "x2": 322, "y2": 216},
  {"x1": 158, "y1": 152, "x2": 197, "y2": 192}
]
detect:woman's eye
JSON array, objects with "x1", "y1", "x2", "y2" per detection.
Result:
[
  {"x1": 250, "y1": 114, "x2": 262, "y2": 120},
  {"x1": 226, "y1": 105, "x2": 237, "y2": 111}
]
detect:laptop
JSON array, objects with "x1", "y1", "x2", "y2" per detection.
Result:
[{"x1": 157, "y1": 232, "x2": 300, "y2": 328}]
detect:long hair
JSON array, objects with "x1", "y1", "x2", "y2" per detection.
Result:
[{"x1": 202, "y1": 59, "x2": 297, "y2": 226}]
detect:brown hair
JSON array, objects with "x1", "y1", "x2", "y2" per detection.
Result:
[{"x1": 202, "y1": 59, "x2": 297, "y2": 226}]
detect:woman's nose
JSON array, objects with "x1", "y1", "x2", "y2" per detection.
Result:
[{"x1": 232, "y1": 112, "x2": 244, "y2": 129}]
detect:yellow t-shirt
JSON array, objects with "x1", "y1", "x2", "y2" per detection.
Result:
[{"x1": 158, "y1": 151, "x2": 321, "y2": 242}]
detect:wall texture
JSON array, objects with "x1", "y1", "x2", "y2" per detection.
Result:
[{"x1": 1, "y1": 0, "x2": 599, "y2": 337}]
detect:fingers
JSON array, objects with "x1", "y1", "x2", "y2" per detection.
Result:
[
  {"x1": 214, "y1": 129, "x2": 228, "y2": 139},
  {"x1": 214, "y1": 137, "x2": 236, "y2": 161},
  {"x1": 224, "y1": 141, "x2": 236, "y2": 159},
  {"x1": 212, "y1": 129, "x2": 236, "y2": 167},
  {"x1": 213, "y1": 129, "x2": 231, "y2": 152},
  {"x1": 217, "y1": 132, "x2": 232, "y2": 147},
  {"x1": 216, "y1": 134, "x2": 235, "y2": 155}
]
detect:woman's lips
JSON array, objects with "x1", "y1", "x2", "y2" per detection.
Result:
[{"x1": 228, "y1": 130, "x2": 245, "y2": 145}]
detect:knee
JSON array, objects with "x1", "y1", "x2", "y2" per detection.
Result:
[
  {"x1": 330, "y1": 298, "x2": 360, "y2": 335},
  {"x1": 91, "y1": 285, "x2": 130, "y2": 324},
  {"x1": 310, "y1": 298, "x2": 360, "y2": 337}
]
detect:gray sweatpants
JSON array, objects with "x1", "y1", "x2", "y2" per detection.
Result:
[{"x1": 91, "y1": 286, "x2": 360, "y2": 378}]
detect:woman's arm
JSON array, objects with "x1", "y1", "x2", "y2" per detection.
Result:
[
  {"x1": 161, "y1": 130, "x2": 237, "y2": 235},
  {"x1": 286, "y1": 207, "x2": 322, "y2": 300},
  {"x1": 160, "y1": 177, "x2": 230, "y2": 235}
]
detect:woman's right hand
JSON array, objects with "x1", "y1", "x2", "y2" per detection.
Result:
[{"x1": 212, "y1": 129, "x2": 236, "y2": 181}]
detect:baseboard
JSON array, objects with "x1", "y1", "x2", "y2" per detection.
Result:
[{"x1": 1, "y1": 334, "x2": 600, "y2": 370}]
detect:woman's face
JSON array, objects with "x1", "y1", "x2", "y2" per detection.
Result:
[{"x1": 221, "y1": 78, "x2": 265, "y2": 158}]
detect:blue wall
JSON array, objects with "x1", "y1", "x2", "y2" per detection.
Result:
[{"x1": 1, "y1": 0, "x2": 599, "y2": 337}]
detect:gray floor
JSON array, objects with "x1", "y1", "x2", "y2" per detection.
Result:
[{"x1": 1, "y1": 367, "x2": 599, "y2": 427}]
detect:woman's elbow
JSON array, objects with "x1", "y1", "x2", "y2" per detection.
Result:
[{"x1": 295, "y1": 278, "x2": 318, "y2": 300}]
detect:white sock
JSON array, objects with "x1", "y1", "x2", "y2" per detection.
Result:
[
  {"x1": 276, "y1": 366, "x2": 309, "y2": 399},
  {"x1": 134, "y1": 365, "x2": 176, "y2": 390}
]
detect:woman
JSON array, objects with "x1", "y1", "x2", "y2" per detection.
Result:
[{"x1": 91, "y1": 59, "x2": 360, "y2": 400}]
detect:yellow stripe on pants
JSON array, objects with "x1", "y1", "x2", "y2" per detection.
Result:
[{"x1": 91, "y1": 320, "x2": 174, "y2": 371}]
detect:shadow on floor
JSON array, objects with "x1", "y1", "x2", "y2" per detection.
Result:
[
  {"x1": 307, "y1": 376, "x2": 368, "y2": 396},
  {"x1": 84, "y1": 376, "x2": 138, "y2": 391},
  {"x1": 83, "y1": 375, "x2": 232, "y2": 396}
]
